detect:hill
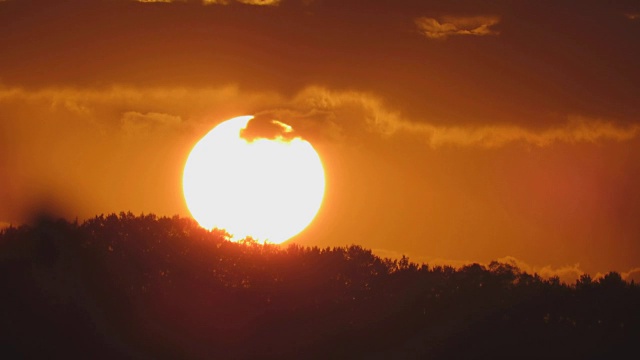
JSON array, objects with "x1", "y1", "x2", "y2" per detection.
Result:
[{"x1": 1, "y1": 213, "x2": 638, "y2": 359}]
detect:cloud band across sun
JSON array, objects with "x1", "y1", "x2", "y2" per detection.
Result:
[
  {"x1": 1, "y1": 85, "x2": 637, "y2": 149},
  {"x1": 271, "y1": 87, "x2": 639, "y2": 148}
]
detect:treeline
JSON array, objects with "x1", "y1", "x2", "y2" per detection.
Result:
[{"x1": 1, "y1": 213, "x2": 638, "y2": 359}]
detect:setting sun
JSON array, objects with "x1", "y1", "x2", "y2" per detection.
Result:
[
  {"x1": 3, "y1": 1, "x2": 640, "y2": 357},
  {"x1": 183, "y1": 116, "x2": 325, "y2": 244}
]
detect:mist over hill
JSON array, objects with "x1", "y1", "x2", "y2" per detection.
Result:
[{"x1": 1, "y1": 213, "x2": 638, "y2": 359}]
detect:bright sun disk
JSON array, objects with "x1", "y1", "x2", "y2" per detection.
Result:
[{"x1": 183, "y1": 116, "x2": 325, "y2": 244}]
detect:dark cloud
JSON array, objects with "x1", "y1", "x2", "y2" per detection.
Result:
[{"x1": 239, "y1": 115, "x2": 297, "y2": 142}]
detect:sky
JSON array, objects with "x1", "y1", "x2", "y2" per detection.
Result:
[{"x1": 1, "y1": 0, "x2": 639, "y2": 282}]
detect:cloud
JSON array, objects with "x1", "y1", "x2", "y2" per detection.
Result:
[
  {"x1": 371, "y1": 250, "x2": 588, "y2": 284},
  {"x1": 134, "y1": 0, "x2": 281, "y2": 4},
  {"x1": 121, "y1": 112, "x2": 182, "y2": 137},
  {"x1": 499, "y1": 258, "x2": 640, "y2": 285},
  {"x1": 2, "y1": 85, "x2": 637, "y2": 150},
  {"x1": 236, "y1": 0, "x2": 281, "y2": 4},
  {"x1": 372, "y1": 250, "x2": 631, "y2": 285},
  {"x1": 401, "y1": 116, "x2": 640, "y2": 148},
  {"x1": 239, "y1": 116, "x2": 296, "y2": 142},
  {"x1": 137, "y1": 0, "x2": 183, "y2": 3},
  {"x1": 621, "y1": 268, "x2": 640, "y2": 283},
  {"x1": 203, "y1": 0, "x2": 281, "y2": 5},
  {"x1": 277, "y1": 87, "x2": 640, "y2": 148},
  {"x1": 415, "y1": 16, "x2": 500, "y2": 40},
  {"x1": 496, "y1": 256, "x2": 585, "y2": 284},
  {"x1": 0, "y1": 84, "x2": 263, "y2": 124}
]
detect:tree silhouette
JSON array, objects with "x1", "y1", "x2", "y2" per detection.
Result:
[{"x1": 1, "y1": 213, "x2": 638, "y2": 359}]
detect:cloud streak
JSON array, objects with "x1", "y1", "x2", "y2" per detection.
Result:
[
  {"x1": 281, "y1": 87, "x2": 640, "y2": 148},
  {"x1": 401, "y1": 117, "x2": 640, "y2": 148},
  {"x1": 621, "y1": 268, "x2": 640, "y2": 283},
  {"x1": 121, "y1": 112, "x2": 182, "y2": 137},
  {"x1": 2, "y1": 85, "x2": 637, "y2": 149},
  {"x1": 202, "y1": 0, "x2": 281, "y2": 5},
  {"x1": 137, "y1": 0, "x2": 183, "y2": 3},
  {"x1": 415, "y1": 16, "x2": 500, "y2": 39},
  {"x1": 496, "y1": 256, "x2": 584, "y2": 284},
  {"x1": 134, "y1": 0, "x2": 281, "y2": 5},
  {"x1": 372, "y1": 251, "x2": 640, "y2": 285}
]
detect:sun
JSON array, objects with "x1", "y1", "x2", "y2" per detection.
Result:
[{"x1": 183, "y1": 116, "x2": 325, "y2": 244}]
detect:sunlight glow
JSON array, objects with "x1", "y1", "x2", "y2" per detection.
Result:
[{"x1": 183, "y1": 116, "x2": 325, "y2": 244}]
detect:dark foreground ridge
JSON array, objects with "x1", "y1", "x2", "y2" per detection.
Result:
[{"x1": 1, "y1": 213, "x2": 638, "y2": 359}]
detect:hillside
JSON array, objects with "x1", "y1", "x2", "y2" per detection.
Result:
[{"x1": 1, "y1": 213, "x2": 638, "y2": 359}]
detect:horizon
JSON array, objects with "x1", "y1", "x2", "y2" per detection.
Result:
[{"x1": 1, "y1": 211, "x2": 635, "y2": 285}]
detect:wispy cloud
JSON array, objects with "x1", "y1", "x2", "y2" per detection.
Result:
[
  {"x1": 121, "y1": 112, "x2": 182, "y2": 137},
  {"x1": 415, "y1": 15, "x2": 500, "y2": 40},
  {"x1": 621, "y1": 268, "x2": 640, "y2": 283},
  {"x1": 135, "y1": 0, "x2": 281, "y2": 4},
  {"x1": 2, "y1": 85, "x2": 637, "y2": 149},
  {"x1": 203, "y1": 0, "x2": 281, "y2": 5},
  {"x1": 496, "y1": 256, "x2": 584, "y2": 284},
  {"x1": 137, "y1": 0, "x2": 183, "y2": 3},
  {"x1": 283, "y1": 87, "x2": 640, "y2": 148},
  {"x1": 400, "y1": 116, "x2": 640, "y2": 148},
  {"x1": 371, "y1": 250, "x2": 639, "y2": 285}
]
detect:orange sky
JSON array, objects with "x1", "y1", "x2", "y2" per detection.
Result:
[{"x1": 1, "y1": 0, "x2": 639, "y2": 282}]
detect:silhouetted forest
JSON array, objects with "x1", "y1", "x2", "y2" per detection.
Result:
[{"x1": 1, "y1": 213, "x2": 638, "y2": 359}]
